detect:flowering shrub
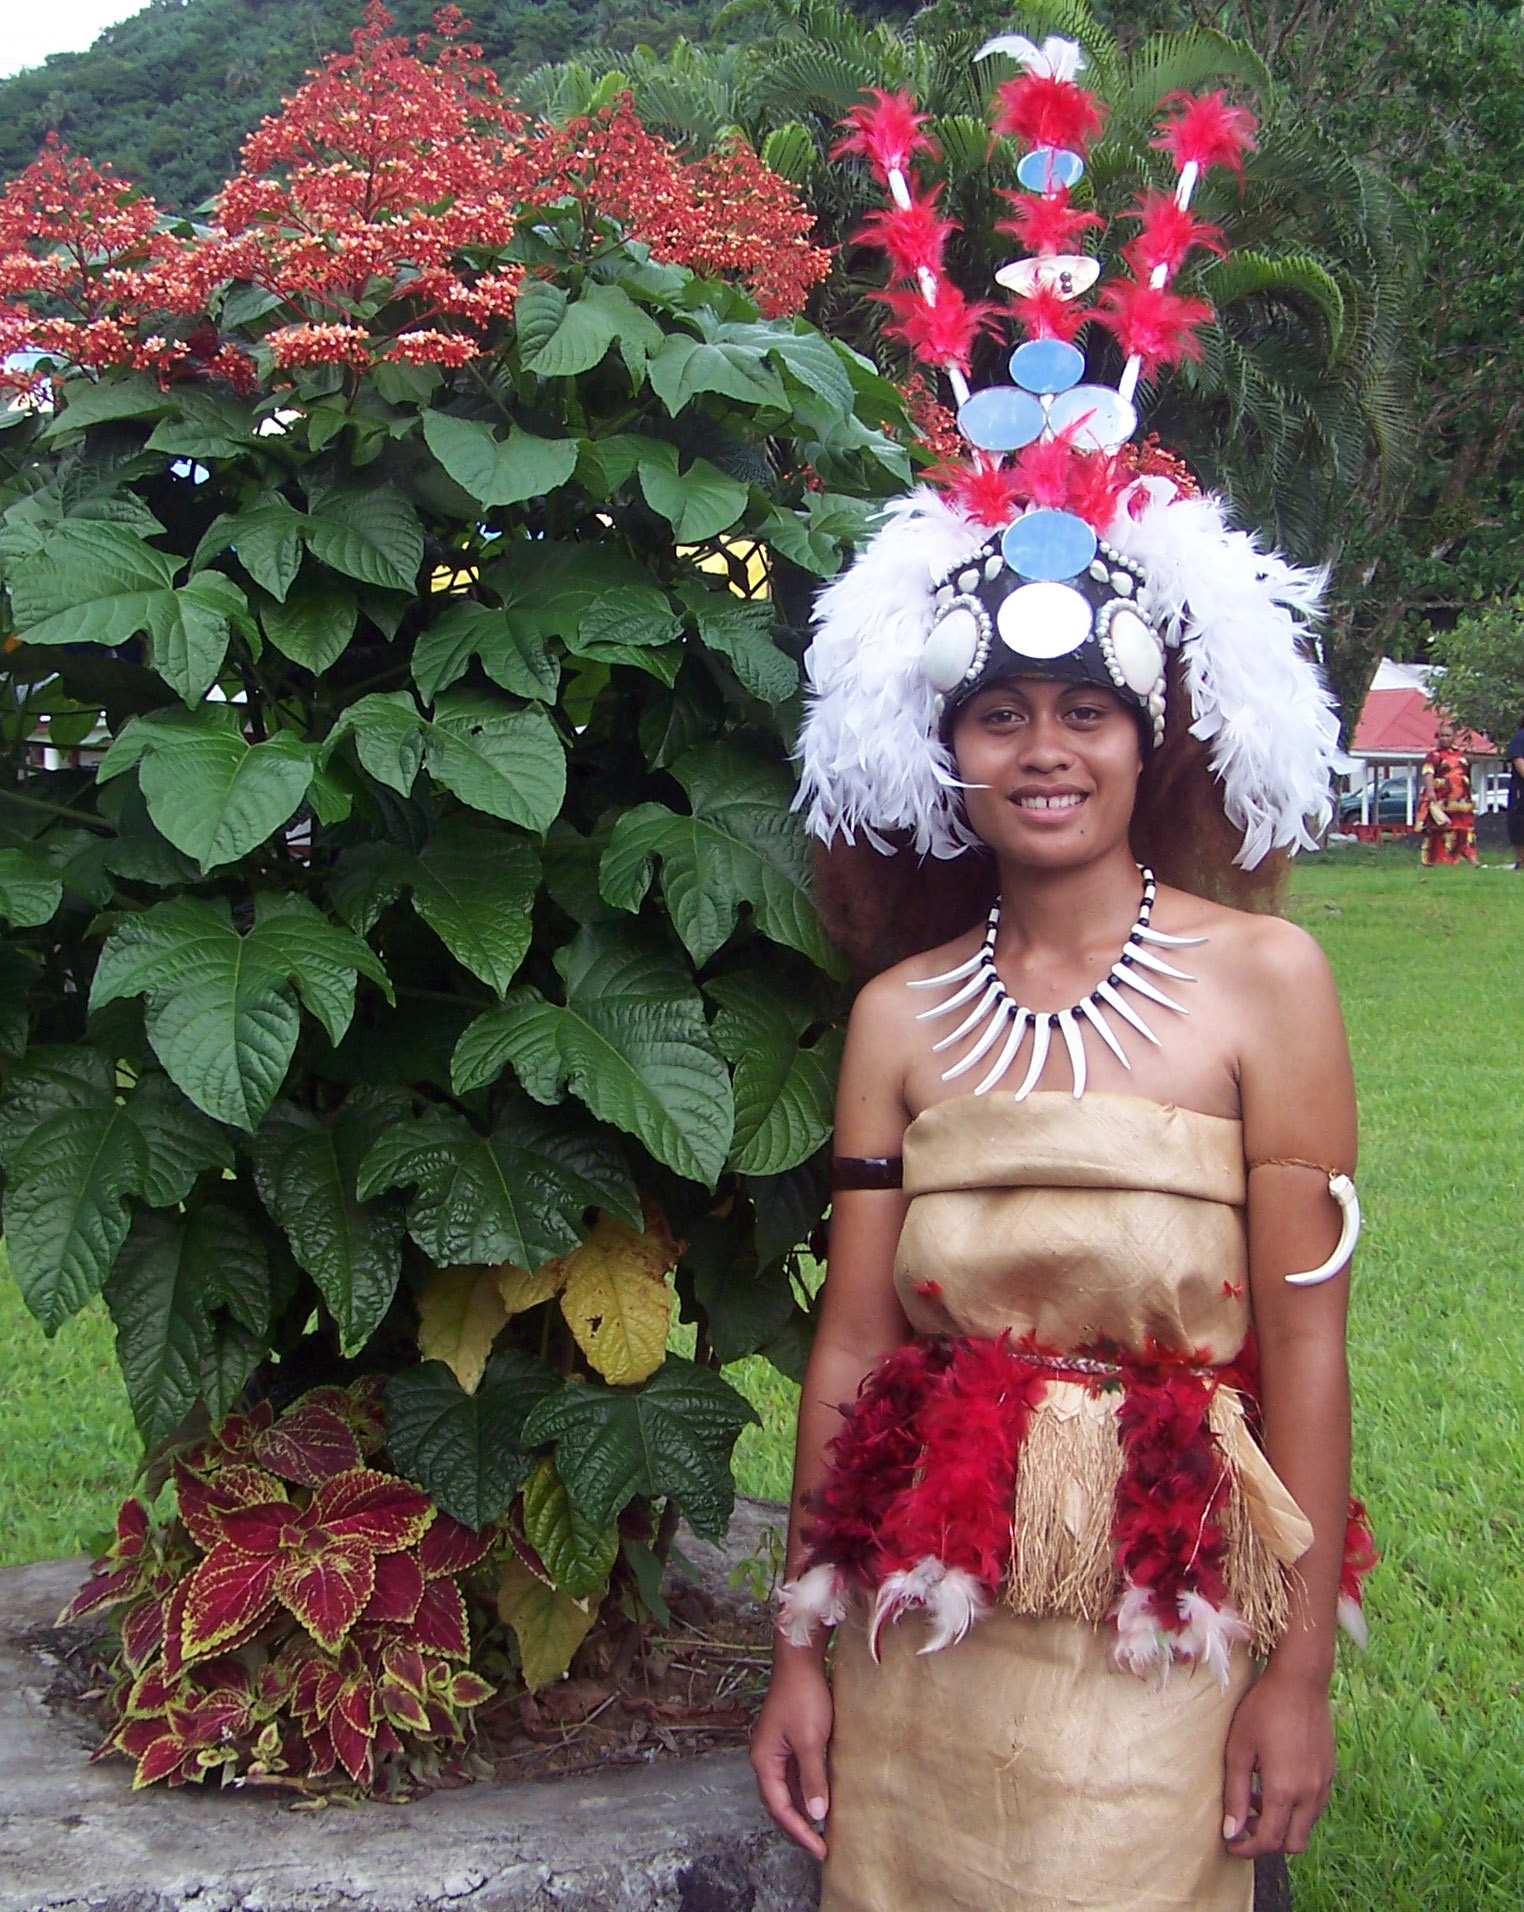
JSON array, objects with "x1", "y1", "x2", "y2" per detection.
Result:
[
  {"x1": 0, "y1": 7, "x2": 911, "y2": 1790},
  {"x1": 62, "y1": 1380, "x2": 499, "y2": 1794}
]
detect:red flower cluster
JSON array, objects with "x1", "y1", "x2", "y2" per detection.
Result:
[
  {"x1": 60, "y1": 1381, "x2": 497, "y2": 1795},
  {"x1": 0, "y1": 4, "x2": 826, "y2": 395}
]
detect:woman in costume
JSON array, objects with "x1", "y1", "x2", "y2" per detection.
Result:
[
  {"x1": 1416, "y1": 716, "x2": 1478, "y2": 866},
  {"x1": 750, "y1": 41, "x2": 1373, "y2": 1912}
]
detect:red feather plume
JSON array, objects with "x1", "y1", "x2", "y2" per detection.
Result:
[
  {"x1": 1010, "y1": 281, "x2": 1089, "y2": 343},
  {"x1": 1094, "y1": 278, "x2": 1213, "y2": 370},
  {"x1": 1121, "y1": 189, "x2": 1224, "y2": 277},
  {"x1": 995, "y1": 186, "x2": 1104, "y2": 256},
  {"x1": 833, "y1": 89, "x2": 940, "y2": 181},
  {"x1": 853, "y1": 185, "x2": 957, "y2": 281},
  {"x1": 876, "y1": 282, "x2": 1002, "y2": 373},
  {"x1": 933, "y1": 459, "x2": 1024, "y2": 527},
  {"x1": 1152, "y1": 91, "x2": 1257, "y2": 177},
  {"x1": 991, "y1": 74, "x2": 1106, "y2": 154}
]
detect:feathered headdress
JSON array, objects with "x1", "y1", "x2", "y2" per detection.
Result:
[{"x1": 797, "y1": 40, "x2": 1340, "y2": 869}]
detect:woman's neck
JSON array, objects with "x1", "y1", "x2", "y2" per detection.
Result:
[{"x1": 992, "y1": 846, "x2": 1145, "y2": 960}]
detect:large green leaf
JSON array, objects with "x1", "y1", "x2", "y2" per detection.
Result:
[
  {"x1": 0, "y1": 850, "x2": 63, "y2": 929},
  {"x1": 99, "y1": 706, "x2": 314, "y2": 873},
  {"x1": 358, "y1": 1096, "x2": 639, "y2": 1270},
  {"x1": 718, "y1": 321, "x2": 856, "y2": 413},
  {"x1": 708, "y1": 970, "x2": 842, "y2": 1177},
  {"x1": 261, "y1": 573, "x2": 358, "y2": 673},
  {"x1": 412, "y1": 599, "x2": 559, "y2": 704},
  {"x1": 521, "y1": 1454, "x2": 619, "y2": 1598},
  {"x1": 599, "y1": 740, "x2": 833, "y2": 969},
  {"x1": 193, "y1": 494, "x2": 307, "y2": 602},
  {"x1": 520, "y1": 1357, "x2": 756, "y2": 1540},
  {"x1": 421, "y1": 414, "x2": 579, "y2": 509},
  {"x1": 303, "y1": 484, "x2": 423, "y2": 593},
  {"x1": 249, "y1": 1088, "x2": 409, "y2": 1355},
  {"x1": 105, "y1": 1205, "x2": 266, "y2": 1447},
  {"x1": 451, "y1": 923, "x2": 733, "y2": 1185},
  {"x1": 410, "y1": 821, "x2": 539, "y2": 998},
  {"x1": 680, "y1": 587, "x2": 798, "y2": 706},
  {"x1": 3, "y1": 1102, "x2": 148, "y2": 1333},
  {"x1": 7, "y1": 522, "x2": 246, "y2": 702},
  {"x1": 521, "y1": 280, "x2": 661, "y2": 378},
  {"x1": 126, "y1": 1072, "x2": 235, "y2": 1206},
  {"x1": 91, "y1": 893, "x2": 391, "y2": 1131},
  {"x1": 386, "y1": 1353, "x2": 559, "y2": 1529},
  {"x1": 336, "y1": 691, "x2": 565, "y2": 833},
  {"x1": 635, "y1": 442, "x2": 749, "y2": 542},
  {"x1": 646, "y1": 334, "x2": 787, "y2": 414}
]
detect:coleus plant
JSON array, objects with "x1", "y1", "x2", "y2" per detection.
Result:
[
  {"x1": 62, "y1": 1380, "x2": 499, "y2": 1794},
  {"x1": 0, "y1": 5, "x2": 915, "y2": 1768}
]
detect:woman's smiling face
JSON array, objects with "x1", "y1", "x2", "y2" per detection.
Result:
[{"x1": 950, "y1": 676, "x2": 1144, "y2": 867}]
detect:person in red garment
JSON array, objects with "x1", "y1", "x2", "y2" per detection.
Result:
[
  {"x1": 750, "y1": 41, "x2": 1375, "y2": 1912},
  {"x1": 1416, "y1": 716, "x2": 1479, "y2": 866}
]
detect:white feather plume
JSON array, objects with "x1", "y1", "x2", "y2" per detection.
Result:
[
  {"x1": 795, "y1": 489, "x2": 987, "y2": 860},
  {"x1": 1337, "y1": 1592, "x2": 1369, "y2": 1650},
  {"x1": 776, "y1": 1565, "x2": 851, "y2": 1647},
  {"x1": 975, "y1": 34, "x2": 1087, "y2": 81},
  {"x1": 867, "y1": 1555, "x2": 989, "y2": 1660},
  {"x1": 1176, "y1": 1590, "x2": 1251, "y2": 1688},
  {"x1": 1110, "y1": 1581, "x2": 1170, "y2": 1680},
  {"x1": 1106, "y1": 481, "x2": 1342, "y2": 869}
]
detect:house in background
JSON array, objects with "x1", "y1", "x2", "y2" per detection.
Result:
[{"x1": 1339, "y1": 658, "x2": 1504, "y2": 832}]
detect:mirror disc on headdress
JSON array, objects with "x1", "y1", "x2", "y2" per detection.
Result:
[
  {"x1": 957, "y1": 385, "x2": 1045, "y2": 453},
  {"x1": 1009, "y1": 338, "x2": 1085, "y2": 395},
  {"x1": 1016, "y1": 147, "x2": 1085, "y2": 191},
  {"x1": 1045, "y1": 384, "x2": 1139, "y2": 453},
  {"x1": 921, "y1": 605, "x2": 982, "y2": 691},
  {"x1": 995, "y1": 255, "x2": 1101, "y2": 301},
  {"x1": 1106, "y1": 606, "x2": 1164, "y2": 695},
  {"x1": 996, "y1": 580, "x2": 1093, "y2": 660},
  {"x1": 1001, "y1": 508, "x2": 1098, "y2": 581}
]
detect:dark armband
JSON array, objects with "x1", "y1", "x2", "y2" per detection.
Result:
[{"x1": 830, "y1": 1154, "x2": 904, "y2": 1192}]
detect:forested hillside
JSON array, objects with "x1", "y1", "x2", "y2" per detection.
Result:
[{"x1": 0, "y1": 0, "x2": 744, "y2": 211}]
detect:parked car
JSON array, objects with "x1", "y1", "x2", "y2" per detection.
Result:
[{"x1": 1338, "y1": 776, "x2": 1414, "y2": 827}]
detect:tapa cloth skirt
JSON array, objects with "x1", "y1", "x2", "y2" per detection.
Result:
[{"x1": 820, "y1": 1608, "x2": 1254, "y2": 1912}]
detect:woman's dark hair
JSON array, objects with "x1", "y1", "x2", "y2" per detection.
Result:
[{"x1": 812, "y1": 651, "x2": 1285, "y2": 979}]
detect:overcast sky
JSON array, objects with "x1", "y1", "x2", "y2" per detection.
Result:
[{"x1": 0, "y1": 2, "x2": 151, "y2": 81}]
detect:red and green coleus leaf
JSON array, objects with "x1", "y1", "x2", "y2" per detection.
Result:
[
  {"x1": 175, "y1": 1461, "x2": 289, "y2": 1550},
  {"x1": 58, "y1": 1498, "x2": 153, "y2": 1622},
  {"x1": 360, "y1": 1549, "x2": 425, "y2": 1625},
  {"x1": 252, "y1": 1400, "x2": 364, "y2": 1488},
  {"x1": 412, "y1": 1576, "x2": 469, "y2": 1660},
  {"x1": 311, "y1": 1468, "x2": 434, "y2": 1552},
  {"x1": 301, "y1": 1376, "x2": 388, "y2": 1456},
  {"x1": 418, "y1": 1509, "x2": 492, "y2": 1580},
  {"x1": 176, "y1": 1546, "x2": 281, "y2": 1664},
  {"x1": 272, "y1": 1540, "x2": 377, "y2": 1655},
  {"x1": 178, "y1": 1398, "x2": 276, "y2": 1475},
  {"x1": 378, "y1": 1677, "x2": 432, "y2": 1734}
]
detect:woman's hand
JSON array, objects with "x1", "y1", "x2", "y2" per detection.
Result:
[
  {"x1": 750, "y1": 1650, "x2": 834, "y2": 1862},
  {"x1": 1222, "y1": 1666, "x2": 1336, "y2": 1858}
]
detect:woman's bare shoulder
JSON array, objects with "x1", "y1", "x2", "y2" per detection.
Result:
[{"x1": 1154, "y1": 884, "x2": 1332, "y2": 990}]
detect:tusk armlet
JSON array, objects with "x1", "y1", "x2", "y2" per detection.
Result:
[{"x1": 1284, "y1": 1173, "x2": 1361, "y2": 1287}]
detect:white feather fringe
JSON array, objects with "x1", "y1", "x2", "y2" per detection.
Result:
[
  {"x1": 795, "y1": 490, "x2": 988, "y2": 862},
  {"x1": 775, "y1": 1564, "x2": 851, "y2": 1647},
  {"x1": 1107, "y1": 481, "x2": 1341, "y2": 868},
  {"x1": 1111, "y1": 1580, "x2": 1250, "y2": 1687},
  {"x1": 795, "y1": 479, "x2": 1343, "y2": 872},
  {"x1": 867, "y1": 1557, "x2": 989, "y2": 1661},
  {"x1": 1337, "y1": 1592, "x2": 1369, "y2": 1650}
]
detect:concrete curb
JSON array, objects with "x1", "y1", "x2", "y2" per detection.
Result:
[{"x1": 0, "y1": 1517, "x2": 816, "y2": 1912}]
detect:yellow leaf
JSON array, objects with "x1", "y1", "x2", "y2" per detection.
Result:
[
  {"x1": 496, "y1": 1553, "x2": 602, "y2": 1691},
  {"x1": 416, "y1": 1264, "x2": 509, "y2": 1395},
  {"x1": 557, "y1": 1205, "x2": 679, "y2": 1386},
  {"x1": 494, "y1": 1258, "x2": 565, "y2": 1314}
]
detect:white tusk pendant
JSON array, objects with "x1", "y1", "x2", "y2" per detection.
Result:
[
  {"x1": 1285, "y1": 1174, "x2": 1361, "y2": 1287},
  {"x1": 974, "y1": 1006, "x2": 1031, "y2": 1096},
  {"x1": 1012, "y1": 1012, "x2": 1053, "y2": 1101},
  {"x1": 1056, "y1": 1008, "x2": 1087, "y2": 1097}
]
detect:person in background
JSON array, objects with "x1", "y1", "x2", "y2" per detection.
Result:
[
  {"x1": 1416, "y1": 716, "x2": 1479, "y2": 867},
  {"x1": 1506, "y1": 713, "x2": 1524, "y2": 872}
]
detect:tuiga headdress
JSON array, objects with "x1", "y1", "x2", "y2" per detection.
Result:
[{"x1": 796, "y1": 37, "x2": 1342, "y2": 870}]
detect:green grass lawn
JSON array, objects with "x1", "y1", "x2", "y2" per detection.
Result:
[{"x1": 2, "y1": 848, "x2": 1521, "y2": 1904}]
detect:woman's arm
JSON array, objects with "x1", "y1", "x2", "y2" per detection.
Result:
[
  {"x1": 1226, "y1": 917, "x2": 1357, "y2": 1859},
  {"x1": 750, "y1": 972, "x2": 915, "y2": 1860}
]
